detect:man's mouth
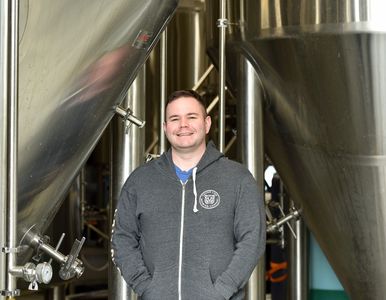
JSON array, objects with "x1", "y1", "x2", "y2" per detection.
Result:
[{"x1": 177, "y1": 132, "x2": 193, "y2": 136}]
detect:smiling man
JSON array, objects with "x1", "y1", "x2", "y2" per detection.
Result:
[
  {"x1": 163, "y1": 90, "x2": 211, "y2": 170},
  {"x1": 111, "y1": 90, "x2": 266, "y2": 300}
]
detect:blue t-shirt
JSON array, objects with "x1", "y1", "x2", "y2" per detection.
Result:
[{"x1": 175, "y1": 165, "x2": 193, "y2": 183}]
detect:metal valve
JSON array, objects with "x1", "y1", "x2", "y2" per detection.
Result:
[{"x1": 27, "y1": 232, "x2": 86, "y2": 281}]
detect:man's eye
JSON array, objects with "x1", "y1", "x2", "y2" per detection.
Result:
[{"x1": 170, "y1": 118, "x2": 178, "y2": 122}]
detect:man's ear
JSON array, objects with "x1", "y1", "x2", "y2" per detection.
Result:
[{"x1": 205, "y1": 115, "x2": 212, "y2": 134}]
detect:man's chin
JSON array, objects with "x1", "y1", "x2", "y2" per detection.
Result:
[
  {"x1": 172, "y1": 142, "x2": 198, "y2": 151},
  {"x1": 174, "y1": 144, "x2": 195, "y2": 150}
]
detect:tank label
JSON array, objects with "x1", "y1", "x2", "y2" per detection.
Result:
[{"x1": 133, "y1": 30, "x2": 153, "y2": 49}]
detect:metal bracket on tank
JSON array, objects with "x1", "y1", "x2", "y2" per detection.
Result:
[
  {"x1": 115, "y1": 105, "x2": 145, "y2": 133},
  {"x1": 1, "y1": 246, "x2": 21, "y2": 253}
]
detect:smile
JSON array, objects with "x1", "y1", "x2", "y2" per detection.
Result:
[{"x1": 176, "y1": 132, "x2": 193, "y2": 136}]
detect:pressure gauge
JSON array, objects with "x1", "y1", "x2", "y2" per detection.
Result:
[{"x1": 36, "y1": 262, "x2": 53, "y2": 284}]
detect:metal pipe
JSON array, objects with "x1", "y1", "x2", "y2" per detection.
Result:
[
  {"x1": 48, "y1": 233, "x2": 65, "y2": 265},
  {"x1": 115, "y1": 106, "x2": 146, "y2": 129},
  {"x1": 47, "y1": 285, "x2": 66, "y2": 300},
  {"x1": 109, "y1": 66, "x2": 146, "y2": 300},
  {"x1": 159, "y1": 30, "x2": 167, "y2": 154},
  {"x1": 289, "y1": 202, "x2": 308, "y2": 300},
  {"x1": 1, "y1": 0, "x2": 19, "y2": 297},
  {"x1": 238, "y1": 55, "x2": 265, "y2": 300},
  {"x1": 206, "y1": 95, "x2": 219, "y2": 114},
  {"x1": 192, "y1": 64, "x2": 214, "y2": 91},
  {"x1": 84, "y1": 223, "x2": 109, "y2": 241},
  {"x1": 65, "y1": 289, "x2": 108, "y2": 300},
  {"x1": 267, "y1": 209, "x2": 300, "y2": 233},
  {"x1": 80, "y1": 169, "x2": 86, "y2": 234},
  {"x1": 145, "y1": 137, "x2": 159, "y2": 154},
  {"x1": 218, "y1": 0, "x2": 227, "y2": 152},
  {"x1": 0, "y1": 0, "x2": 7, "y2": 294},
  {"x1": 38, "y1": 243, "x2": 66, "y2": 264},
  {"x1": 224, "y1": 134, "x2": 236, "y2": 154}
]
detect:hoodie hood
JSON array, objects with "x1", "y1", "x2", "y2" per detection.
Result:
[{"x1": 155, "y1": 140, "x2": 224, "y2": 178}]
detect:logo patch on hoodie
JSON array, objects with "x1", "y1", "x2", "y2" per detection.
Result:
[{"x1": 199, "y1": 190, "x2": 220, "y2": 209}]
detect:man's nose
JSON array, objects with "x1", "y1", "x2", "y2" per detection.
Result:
[{"x1": 179, "y1": 118, "x2": 188, "y2": 127}]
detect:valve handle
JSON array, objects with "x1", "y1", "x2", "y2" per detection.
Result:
[
  {"x1": 48, "y1": 233, "x2": 65, "y2": 265},
  {"x1": 59, "y1": 237, "x2": 85, "y2": 280}
]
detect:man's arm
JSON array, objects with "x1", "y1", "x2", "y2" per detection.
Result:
[
  {"x1": 214, "y1": 174, "x2": 266, "y2": 300},
  {"x1": 111, "y1": 186, "x2": 151, "y2": 296}
]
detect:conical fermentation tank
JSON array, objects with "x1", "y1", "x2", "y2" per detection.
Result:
[
  {"x1": 13, "y1": 0, "x2": 178, "y2": 244},
  {"x1": 207, "y1": 1, "x2": 386, "y2": 299}
]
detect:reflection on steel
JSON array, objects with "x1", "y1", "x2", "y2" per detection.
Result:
[
  {"x1": 109, "y1": 67, "x2": 146, "y2": 300},
  {"x1": 1, "y1": 0, "x2": 19, "y2": 297},
  {"x1": 209, "y1": 0, "x2": 386, "y2": 298},
  {"x1": 16, "y1": 0, "x2": 178, "y2": 246},
  {"x1": 237, "y1": 55, "x2": 265, "y2": 300}
]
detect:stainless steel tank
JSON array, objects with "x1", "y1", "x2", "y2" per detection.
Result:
[
  {"x1": 15, "y1": 0, "x2": 178, "y2": 240},
  {"x1": 208, "y1": 1, "x2": 386, "y2": 299}
]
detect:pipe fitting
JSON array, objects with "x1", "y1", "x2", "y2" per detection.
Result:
[
  {"x1": 267, "y1": 207, "x2": 301, "y2": 233},
  {"x1": 115, "y1": 105, "x2": 146, "y2": 130}
]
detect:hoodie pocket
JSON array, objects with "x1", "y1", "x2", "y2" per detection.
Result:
[
  {"x1": 141, "y1": 264, "x2": 178, "y2": 300},
  {"x1": 183, "y1": 263, "x2": 225, "y2": 300}
]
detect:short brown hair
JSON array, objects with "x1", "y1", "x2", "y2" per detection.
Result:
[{"x1": 166, "y1": 90, "x2": 207, "y2": 116}]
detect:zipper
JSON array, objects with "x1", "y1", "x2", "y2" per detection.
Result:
[{"x1": 178, "y1": 181, "x2": 186, "y2": 300}]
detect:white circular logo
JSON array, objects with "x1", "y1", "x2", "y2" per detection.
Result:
[{"x1": 199, "y1": 190, "x2": 220, "y2": 209}]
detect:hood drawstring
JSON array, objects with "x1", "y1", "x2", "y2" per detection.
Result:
[{"x1": 192, "y1": 167, "x2": 199, "y2": 213}]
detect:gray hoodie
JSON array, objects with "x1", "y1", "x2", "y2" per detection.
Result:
[{"x1": 111, "y1": 141, "x2": 266, "y2": 300}]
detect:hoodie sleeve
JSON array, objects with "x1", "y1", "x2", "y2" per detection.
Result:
[
  {"x1": 111, "y1": 185, "x2": 151, "y2": 296},
  {"x1": 213, "y1": 174, "x2": 266, "y2": 300}
]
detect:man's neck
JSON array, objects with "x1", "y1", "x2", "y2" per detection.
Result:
[{"x1": 171, "y1": 146, "x2": 206, "y2": 171}]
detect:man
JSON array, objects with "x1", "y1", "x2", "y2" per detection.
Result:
[{"x1": 111, "y1": 90, "x2": 266, "y2": 300}]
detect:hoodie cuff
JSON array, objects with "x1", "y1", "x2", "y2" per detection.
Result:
[
  {"x1": 133, "y1": 277, "x2": 152, "y2": 296},
  {"x1": 214, "y1": 280, "x2": 235, "y2": 300}
]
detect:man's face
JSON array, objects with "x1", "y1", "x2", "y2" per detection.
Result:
[{"x1": 163, "y1": 96, "x2": 211, "y2": 153}]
